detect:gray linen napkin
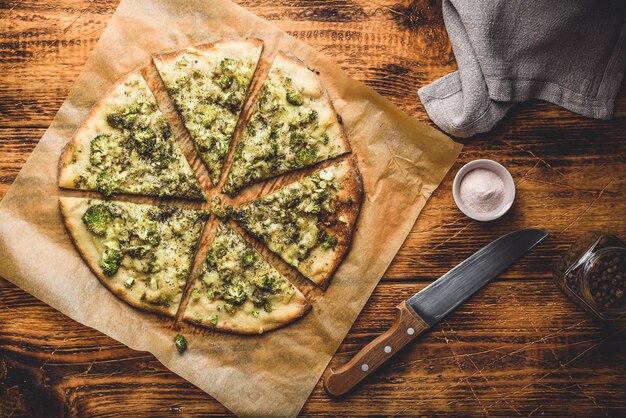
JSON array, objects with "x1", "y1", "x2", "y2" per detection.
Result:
[{"x1": 418, "y1": 0, "x2": 626, "y2": 138}]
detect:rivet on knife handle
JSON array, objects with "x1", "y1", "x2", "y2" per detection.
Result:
[{"x1": 323, "y1": 301, "x2": 429, "y2": 396}]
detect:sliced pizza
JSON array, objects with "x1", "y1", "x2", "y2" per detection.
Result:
[
  {"x1": 223, "y1": 51, "x2": 350, "y2": 196},
  {"x1": 153, "y1": 38, "x2": 263, "y2": 185},
  {"x1": 58, "y1": 71, "x2": 205, "y2": 200},
  {"x1": 230, "y1": 158, "x2": 362, "y2": 288},
  {"x1": 183, "y1": 223, "x2": 310, "y2": 334},
  {"x1": 59, "y1": 197, "x2": 209, "y2": 317}
]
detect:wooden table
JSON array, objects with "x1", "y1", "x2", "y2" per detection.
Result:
[{"x1": 1, "y1": 1, "x2": 625, "y2": 416}]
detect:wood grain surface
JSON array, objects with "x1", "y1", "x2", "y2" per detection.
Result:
[{"x1": 1, "y1": 0, "x2": 625, "y2": 416}]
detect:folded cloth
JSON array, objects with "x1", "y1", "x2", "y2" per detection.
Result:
[{"x1": 418, "y1": 0, "x2": 626, "y2": 138}]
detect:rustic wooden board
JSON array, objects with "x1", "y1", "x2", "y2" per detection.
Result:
[{"x1": 1, "y1": 0, "x2": 625, "y2": 416}]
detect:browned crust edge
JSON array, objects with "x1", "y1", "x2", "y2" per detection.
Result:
[
  {"x1": 152, "y1": 38, "x2": 264, "y2": 65},
  {"x1": 58, "y1": 197, "x2": 208, "y2": 319},
  {"x1": 57, "y1": 70, "x2": 141, "y2": 190},
  {"x1": 311, "y1": 156, "x2": 363, "y2": 289},
  {"x1": 184, "y1": 296, "x2": 311, "y2": 335},
  {"x1": 276, "y1": 50, "x2": 351, "y2": 155}
]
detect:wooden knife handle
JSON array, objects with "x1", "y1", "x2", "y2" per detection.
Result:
[{"x1": 324, "y1": 300, "x2": 429, "y2": 396}]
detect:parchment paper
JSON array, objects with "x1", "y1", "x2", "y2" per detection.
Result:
[{"x1": 0, "y1": 0, "x2": 462, "y2": 416}]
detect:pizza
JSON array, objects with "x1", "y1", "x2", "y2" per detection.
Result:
[
  {"x1": 223, "y1": 51, "x2": 350, "y2": 196},
  {"x1": 184, "y1": 223, "x2": 310, "y2": 334},
  {"x1": 58, "y1": 41, "x2": 362, "y2": 336},
  {"x1": 230, "y1": 158, "x2": 362, "y2": 288},
  {"x1": 153, "y1": 39, "x2": 263, "y2": 185},
  {"x1": 59, "y1": 197, "x2": 208, "y2": 317},
  {"x1": 58, "y1": 71, "x2": 205, "y2": 200}
]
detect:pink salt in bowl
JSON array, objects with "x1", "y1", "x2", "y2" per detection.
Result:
[{"x1": 452, "y1": 159, "x2": 516, "y2": 222}]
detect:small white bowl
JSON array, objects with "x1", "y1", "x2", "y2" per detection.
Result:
[{"x1": 452, "y1": 159, "x2": 515, "y2": 222}]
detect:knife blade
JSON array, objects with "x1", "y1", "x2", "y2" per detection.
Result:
[{"x1": 324, "y1": 228, "x2": 548, "y2": 396}]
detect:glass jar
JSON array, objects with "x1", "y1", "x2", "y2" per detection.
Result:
[{"x1": 554, "y1": 233, "x2": 626, "y2": 321}]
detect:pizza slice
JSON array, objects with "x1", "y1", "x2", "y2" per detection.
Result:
[
  {"x1": 153, "y1": 38, "x2": 263, "y2": 185},
  {"x1": 183, "y1": 223, "x2": 310, "y2": 334},
  {"x1": 59, "y1": 197, "x2": 209, "y2": 317},
  {"x1": 58, "y1": 71, "x2": 205, "y2": 200},
  {"x1": 223, "y1": 51, "x2": 350, "y2": 196},
  {"x1": 230, "y1": 158, "x2": 362, "y2": 288}
]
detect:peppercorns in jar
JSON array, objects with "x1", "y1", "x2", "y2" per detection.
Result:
[{"x1": 554, "y1": 233, "x2": 626, "y2": 321}]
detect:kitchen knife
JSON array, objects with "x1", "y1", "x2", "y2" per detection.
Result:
[{"x1": 324, "y1": 228, "x2": 548, "y2": 396}]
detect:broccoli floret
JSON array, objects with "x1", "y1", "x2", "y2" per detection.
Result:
[
  {"x1": 133, "y1": 127, "x2": 157, "y2": 157},
  {"x1": 100, "y1": 248, "x2": 121, "y2": 276},
  {"x1": 286, "y1": 89, "x2": 304, "y2": 106},
  {"x1": 294, "y1": 147, "x2": 317, "y2": 167},
  {"x1": 289, "y1": 129, "x2": 305, "y2": 147},
  {"x1": 241, "y1": 248, "x2": 257, "y2": 267},
  {"x1": 321, "y1": 133, "x2": 330, "y2": 145},
  {"x1": 82, "y1": 204, "x2": 112, "y2": 236},
  {"x1": 191, "y1": 287, "x2": 201, "y2": 301},
  {"x1": 205, "y1": 248, "x2": 217, "y2": 269},
  {"x1": 209, "y1": 315, "x2": 218, "y2": 326},
  {"x1": 217, "y1": 74, "x2": 233, "y2": 90},
  {"x1": 318, "y1": 229, "x2": 338, "y2": 249},
  {"x1": 136, "y1": 223, "x2": 160, "y2": 247},
  {"x1": 222, "y1": 283, "x2": 247, "y2": 306},
  {"x1": 174, "y1": 334, "x2": 187, "y2": 354},
  {"x1": 89, "y1": 134, "x2": 110, "y2": 165},
  {"x1": 96, "y1": 170, "x2": 119, "y2": 197}
]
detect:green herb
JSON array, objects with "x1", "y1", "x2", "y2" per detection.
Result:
[
  {"x1": 174, "y1": 334, "x2": 187, "y2": 353},
  {"x1": 82, "y1": 204, "x2": 112, "y2": 236},
  {"x1": 252, "y1": 310, "x2": 259, "y2": 318},
  {"x1": 99, "y1": 248, "x2": 122, "y2": 276},
  {"x1": 286, "y1": 90, "x2": 304, "y2": 106},
  {"x1": 318, "y1": 229, "x2": 338, "y2": 249}
]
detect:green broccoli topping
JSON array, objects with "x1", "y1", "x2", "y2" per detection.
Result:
[
  {"x1": 209, "y1": 315, "x2": 218, "y2": 326},
  {"x1": 318, "y1": 229, "x2": 338, "y2": 249},
  {"x1": 222, "y1": 283, "x2": 247, "y2": 306},
  {"x1": 100, "y1": 248, "x2": 122, "y2": 276},
  {"x1": 96, "y1": 170, "x2": 119, "y2": 197},
  {"x1": 191, "y1": 287, "x2": 201, "y2": 301},
  {"x1": 174, "y1": 334, "x2": 187, "y2": 353},
  {"x1": 217, "y1": 74, "x2": 233, "y2": 90},
  {"x1": 294, "y1": 147, "x2": 317, "y2": 167},
  {"x1": 82, "y1": 204, "x2": 112, "y2": 236},
  {"x1": 241, "y1": 248, "x2": 257, "y2": 267},
  {"x1": 89, "y1": 134, "x2": 109, "y2": 165},
  {"x1": 124, "y1": 277, "x2": 135, "y2": 289},
  {"x1": 252, "y1": 311, "x2": 259, "y2": 318},
  {"x1": 132, "y1": 127, "x2": 157, "y2": 157},
  {"x1": 207, "y1": 288, "x2": 215, "y2": 300},
  {"x1": 286, "y1": 89, "x2": 304, "y2": 106}
]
